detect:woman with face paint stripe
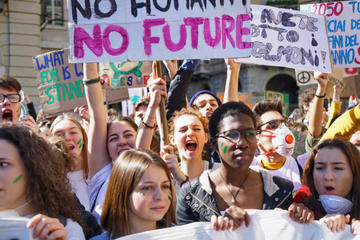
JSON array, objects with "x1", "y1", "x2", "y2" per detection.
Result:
[{"x1": 0, "y1": 123, "x2": 85, "y2": 239}]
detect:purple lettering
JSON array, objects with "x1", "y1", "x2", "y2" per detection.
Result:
[
  {"x1": 184, "y1": 17, "x2": 204, "y2": 49},
  {"x1": 143, "y1": 18, "x2": 165, "y2": 56},
  {"x1": 163, "y1": 24, "x2": 187, "y2": 52},
  {"x1": 74, "y1": 25, "x2": 102, "y2": 58},
  {"x1": 103, "y1": 25, "x2": 129, "y2": 56},
  {"x1": 222, "y1": 15, "x2": 235, "y2": 48},
  {"x1": 204, "y1": 17, "x2": 221, "y2": 48},
  {"x1": 236, "y1": 14, "x2": 251, "y2": 49}
]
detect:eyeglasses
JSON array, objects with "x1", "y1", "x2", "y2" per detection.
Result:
[
  {"x1": 216, "y1": 129, "x2": 257, "y2": 143},
  {"x1": 256, "y1": 118, "x2": 293, "y2": 134},
  {"x1": 0, "y1": 94, "x2": 21, "y2": 103}
]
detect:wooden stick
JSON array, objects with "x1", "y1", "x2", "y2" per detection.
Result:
[{"x1": 154, "y1": 61, "x2": 169, "y2": 148}]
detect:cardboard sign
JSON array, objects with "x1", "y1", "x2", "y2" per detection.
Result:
[
  {"x1": 265, "y1": 90, "x2": 290, "y2": 115},
  {"x1": 300, "y1": 1, "x2": 360, "y2": 68},
  {"x1": 237, "y1": 5, "x2": 332, "y2": 73},
  {"x1": 33, "y1": 49, "x2": 129, "y2": 117},
  {"x1": 68, "y1": 0, "x2": 251, "y2": 62},
  {"x1": 217, "y1": 92, "x2": 253, "y2": 108},
  {"x1": 99, "y1": 61, "x2": 152, "y2": 88}
]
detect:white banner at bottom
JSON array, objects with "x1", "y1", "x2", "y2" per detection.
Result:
[{"x1": 118, "y1": 210, "x2": 360, "y2": 240}]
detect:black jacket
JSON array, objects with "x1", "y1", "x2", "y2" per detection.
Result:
[{"x1": 176, "y1": 170, "x2": 294, "y2": 225}]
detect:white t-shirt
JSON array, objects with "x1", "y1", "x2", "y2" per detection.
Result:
[
  {"x1": 67, "y1": 170, "x2": 89, "y2": 211},
  {"x1": 251, "y1": 155, "x2": 302, "y2": 190},
  {"x1": 87, "y1": 163, "x2": 112, "y2": 225}
]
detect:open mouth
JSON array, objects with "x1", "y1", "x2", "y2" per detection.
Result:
[
  {"x1": 185, "y1": 142, "x2": 197, "y2": 151},
  {"x1": 325, "y1": 186, "x2": 335, "y2": 193},
  {"x1": 1, "y1": 109, "x2": 13, "y2": 122}
]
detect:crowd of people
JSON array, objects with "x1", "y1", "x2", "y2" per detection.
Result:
[{"x1": 0, "y1": 58, "x2": 360, "y2": 239}]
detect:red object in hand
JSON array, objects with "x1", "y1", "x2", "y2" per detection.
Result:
[{"x1": 293, "y1": 186, "x2": 312, "y2": 203}]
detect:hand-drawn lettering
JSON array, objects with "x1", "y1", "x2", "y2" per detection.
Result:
[{"x1": 94, "y1": 0, "x2": 117, "y2": 18}]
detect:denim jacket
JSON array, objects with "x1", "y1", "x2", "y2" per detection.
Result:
[{"x1": 176, "y1": 169, "x2": 294, "y2": 225}]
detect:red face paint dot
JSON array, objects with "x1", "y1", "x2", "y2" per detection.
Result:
[{"x1": 285, "y1": 134, "x2": 294, "y2": 144}]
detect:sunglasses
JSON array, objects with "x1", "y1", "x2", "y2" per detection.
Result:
[
  {"x1": 216, "y1": 129, "x2": 257, "y2": 143},
  {"x1": 0, "y1": 93, "x2": 21, "y2": 103},
  {"x1": 257, "y1": 118, "x2": 293, "y2": 134}
]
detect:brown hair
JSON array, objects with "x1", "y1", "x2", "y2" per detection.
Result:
[
  {"x1": 49, "y1": 114, "x2": 89, "y2": 179},
  {"x1": 298, "y1": 87, "x2": 316, "y2": 114},
  {"x1": 0, "y1": 75, "x2": 21, "y2": 92},
  {"x1": 101, "y1": 149, "x2": 176, "y2": 238},
  {"x1": 302, "y1": 138, "x2": 360, "y2": 219},
  {"x1": 134, "y1": 97, "x2": 149, "y2": 112},
  {"x1": 47, "y1": 136, "x2": 80, "y2": 172},
  {"x1": 168, "y1": 108, "x2": 208, "y2": 138},
  {"x1": 0, "y1": 123, "x2": 82, "y2": 224},
  {"x1": 253, "y1": 100, "x2": 283, "y2": 127}
]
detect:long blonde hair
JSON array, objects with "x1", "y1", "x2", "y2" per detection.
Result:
[
  {"x1": 101, "y1": 149, "x2": 176, "y2": 238},
  {"x1": 49, "y1": 113, "x2": 89, "y2": 179}
]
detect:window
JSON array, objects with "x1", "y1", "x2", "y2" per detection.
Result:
[{"x1": 41, "y1": 0, "x2": 64, "y2": 28}]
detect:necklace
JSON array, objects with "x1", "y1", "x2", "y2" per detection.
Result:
[{"x1": 220, "y1": 170, "x2": 251, "y2": 204}]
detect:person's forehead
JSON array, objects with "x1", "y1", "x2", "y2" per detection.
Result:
[
  {"x1": 175, "y1": 114, "x2": 202, "y2": 127},
  {"x1": 194, "y1": 94, "x2": 217, "y2": 104},
  {"x1": 259, "y1": 110, "x2": 283, "y2": 124},
  {"x1": 219, "y1": 114, "x2": 254, "y2": 132}
]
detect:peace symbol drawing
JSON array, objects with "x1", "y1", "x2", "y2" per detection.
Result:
[{"x1": 297, "y1": 71, "x2": 311, "y2": 84}]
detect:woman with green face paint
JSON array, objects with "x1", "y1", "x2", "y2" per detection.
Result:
[
  {"x1": 49, "y1": 114, "x2": 90, "y2": 211},
  {"x1": 0, "y1": 123, "x2": 85, "y2": 239},
  {"x1": 176, "y1": 102, "x2": 310, "y2": 230}
]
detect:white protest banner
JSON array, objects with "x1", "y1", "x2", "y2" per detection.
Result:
[
  {"x1": 99, "y1": 61, "x2": 152, "y2": 88},
  {"x1": 300, "y1": 1, "x2": 360, "y2": 68},
  {"x1": 236, "y1": 5, "x2": 332, "y2": 73},
  {"x1": 33, "y1": 49, "x2": 129, "y2": 117},
  {"x1": 68, "y1": 0, "x2": 251, "y2": 62},
  {"x1": 0, "y1": 217, "x2": 34, "y2": 240},
  {"x1": 118, "y1": 210, "x2": 359, "y2": 240}
]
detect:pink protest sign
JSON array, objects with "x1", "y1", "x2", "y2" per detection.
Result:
[{"x1": 68, "y1": 0, "x2": 251, "y2": 62}]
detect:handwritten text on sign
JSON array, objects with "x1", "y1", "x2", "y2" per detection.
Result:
[
  {"x1": 68, "y1": 0, "x2": 251, "y2": 62},
  {"x1": 300, "y1": 1, "x2": 360, "y2": 68},
  {"x1": 99, "y1": 61, "x2": 152, "y2": 88},
  {"x1": 33, "y1": 49, "x2": 129, "y2": 117},
  {"x1": 237, "y1": 5, "x2": 331, "y2": 73}
]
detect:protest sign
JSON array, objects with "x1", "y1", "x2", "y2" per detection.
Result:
[
  {"x1": 68, "y1": 0, "x2": 251, "y2": 62},
  {"x1": 265, "y1": 90, "x2": 289, "y2": 115},
  {"x1": 33, "y1": 49, "x2": 86, "y2": 117},
  {"x1": 118, "y1": 210, "x2": 357, "y2": 240},
  {"x1": 236, "y1": 5, "x2": 332, "y2": 73},
  {"x1": 33, "y1": 49, "x2": 129, "y2": 117},
  {"x1": 99, "y1": 61, "x2": 152, "y2": 88},
  {"x1": 217, "y1": 92, "x2": 253, "y2": 108},
  {"x1": 0, "y1": 217, "x2": 34, "y2": 240},
  {"x1": 300, "y1": 1, "x2": 360, "y2": 68}
]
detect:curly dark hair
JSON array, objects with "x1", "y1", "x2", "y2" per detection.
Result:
[{"x1": 0, "y1": 123, "x2": 83, "y2": 225}]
